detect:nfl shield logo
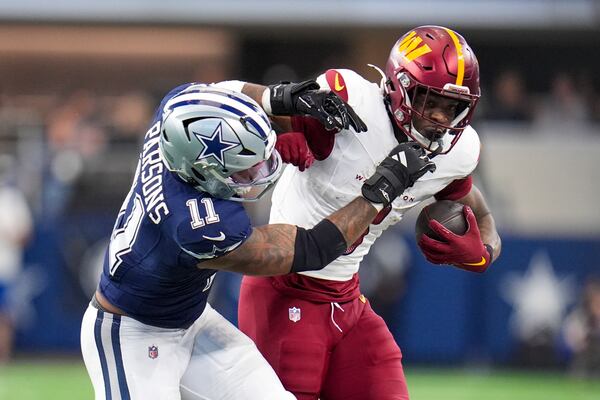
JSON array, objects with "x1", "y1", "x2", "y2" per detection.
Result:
[
  {"x1": 288, "y1": 307, "x2": 301, "y2": 323},
  {"x1": 148, "y1": 345, "x2": 159, "y2": 359}
]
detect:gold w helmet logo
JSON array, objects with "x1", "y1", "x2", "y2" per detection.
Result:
[{"x1": 397, "y1": 31, "x2": 432, "y2": 62}]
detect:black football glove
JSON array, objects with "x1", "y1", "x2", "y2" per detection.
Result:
[
  {"x1": 361, "y1": 143, "x2": 436, "y2": 208},
  {"x1": 268, "y1": 80, "x2": 367, "y2": 133}
]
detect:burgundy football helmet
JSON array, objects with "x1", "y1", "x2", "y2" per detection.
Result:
[{"x1": 384, "y1": 25, "x2": 480, "y2": 154}]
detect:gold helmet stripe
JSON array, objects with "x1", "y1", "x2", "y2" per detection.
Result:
[{"x1": 443, "y1": 28, "x2": 465, "y2": 86}]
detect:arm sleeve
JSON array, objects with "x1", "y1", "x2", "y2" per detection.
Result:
[{"x1": 434, "y1": 176, "x2": 473, "y2": 201}]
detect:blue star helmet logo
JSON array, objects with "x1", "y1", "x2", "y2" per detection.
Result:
[{"x1": 193, "y1": 122, "x2": 238, "y2": 167}]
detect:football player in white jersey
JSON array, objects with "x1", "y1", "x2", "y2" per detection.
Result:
[
  {"x1": 237, "y1": 25, "x2": 502, "y2": 399},
  {"x1": 80, "y1": 80, "x2": 437, "y2": 399}
]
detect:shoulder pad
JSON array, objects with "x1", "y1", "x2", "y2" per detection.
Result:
[
  {"x1": 316, "y1": 69, "x2": 371, "y2": 104},
  {"x1": 167, "y1": 194, "x2": 252, "y2": 260},
  {"x1": 448, "y1": 125, "x2": 481, "y2": 174}
]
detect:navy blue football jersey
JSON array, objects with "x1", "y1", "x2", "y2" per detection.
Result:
[{"x1": 98, "y1": 83, "x2": 252, "y2": 329}]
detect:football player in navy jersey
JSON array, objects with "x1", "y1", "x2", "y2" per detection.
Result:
[{"x1": 80, "y1": 81, "x2": 435, "y2": 399}]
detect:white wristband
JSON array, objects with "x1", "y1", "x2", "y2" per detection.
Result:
[
  {"x1": 367, "y1": 199, "x2": 384, "y2": 212},
  {"x1": 261, "y1": 88, "x2": 273, "y2": 115}
]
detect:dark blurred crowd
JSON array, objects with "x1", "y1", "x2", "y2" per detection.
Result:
[
  {"x1": 0, "y1": 89, "x2": 155, "y2": 217},
  {"x1": 562, "y1": 277, "x2": 600, "y2": 378},
  {"x1": 480, "y1": 69, "x2": 600, "y2": 129}
]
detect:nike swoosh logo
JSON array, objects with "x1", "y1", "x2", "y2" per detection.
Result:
[
  {"x1": 462, "y1": 256, "x2": 486, "y2": 267},
  {"x1": 334, "y1": 73, "x2": 345, "y2": 91},
  {"x1": 202, "y1": 232, "x2": 226, "y2": 241}
]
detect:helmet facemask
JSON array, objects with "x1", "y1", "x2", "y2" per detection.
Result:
[
  {"x1": 403, "y1": 79, "x2": 479, "y2": 154},
  {"x1": 179, "y1": 149, "x2": 282, "y2": 202}
]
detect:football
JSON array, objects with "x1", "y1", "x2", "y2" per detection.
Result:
[{"x1": 415, "y1": 200, "x2": 468, "y2": 242}]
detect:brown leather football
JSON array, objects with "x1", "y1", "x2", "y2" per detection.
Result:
[{"x1": 415, "y1": 200, "x2": 468, "y2": 242}]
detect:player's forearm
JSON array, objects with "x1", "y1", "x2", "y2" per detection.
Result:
[
  {"x1": 200, "y1": 224, "x2": 297, "y2": 276},
  {"x1": 458, "y1": 184, "x2": 501, "y2": 262},
  {"x1": 477, "y1": 214, "x2": 501, "y2": 262},
  {"x1": 241, "y1": 82, "x2": 266, "y2": 104},
  {"x1": 199, "y1": 197, "x2": 377, "y2": 276},
  {"x1": 242, "y1": 83, "x2": 292, "y2": 131},
  {"x1": 326, "y1": 197, "x2": 378, "y2": 246}
]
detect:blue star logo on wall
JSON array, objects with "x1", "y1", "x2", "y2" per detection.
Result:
[{"x1": 193, "y1": 122, "x2": 238, "y2": 167}]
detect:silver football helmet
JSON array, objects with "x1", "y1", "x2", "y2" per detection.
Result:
[{"x1": 159, "y1": 84, "x2": 282, "y2": 201}]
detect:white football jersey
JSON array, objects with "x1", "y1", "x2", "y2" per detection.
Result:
[{"x1": 270, "y1": 69, "x2": 480, "y2": 281}]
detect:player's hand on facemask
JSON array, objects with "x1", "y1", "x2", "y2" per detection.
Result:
[
  {"x1": 275, "y1": 132, "x2": 315, "y2": 171},
  {"x1": 266, "y1": 80, "x2": 368, "y2": 133},
  {"x1": 418, "y1": 205, "x2": 493, "y2": 273},
  {"x1": 361, "y1": 142, "x2": 436, "y2": 208}
]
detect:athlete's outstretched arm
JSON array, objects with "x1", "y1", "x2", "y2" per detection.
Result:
[
  {"x1": 242, "y1": 83, "x2": 292, "y2": 131},
  {"x1": 245, "y1": 82, "x2": 339, "y2": 164},
  {"x1": 199, "y1": 142, "x2": 436, "y2": 276},
  {"x1": 199, "y1": 197, "x2": 376, "y2": 276},
  {"x1": 242, "y1": 81, "x2": 366, "y2": 133}
]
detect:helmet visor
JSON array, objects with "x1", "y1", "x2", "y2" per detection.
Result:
[
  {"x1": 228, "y1": 150, "x2": 283, "y2": 201},
  {"x1": 410, "y1": 85, "x2": 474, "y2": 128},
  {"x1": 406, "y1": 84, "x2": 478, "y2": 154}
]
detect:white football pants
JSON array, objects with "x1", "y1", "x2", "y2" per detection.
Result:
[{"x1": 81, "y1": 302, "x2": 295, "y2": 400}]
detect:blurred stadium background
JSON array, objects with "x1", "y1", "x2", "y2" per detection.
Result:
[{"x1": 0, "y1": 0, "x2": 600, "y2": 399}]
